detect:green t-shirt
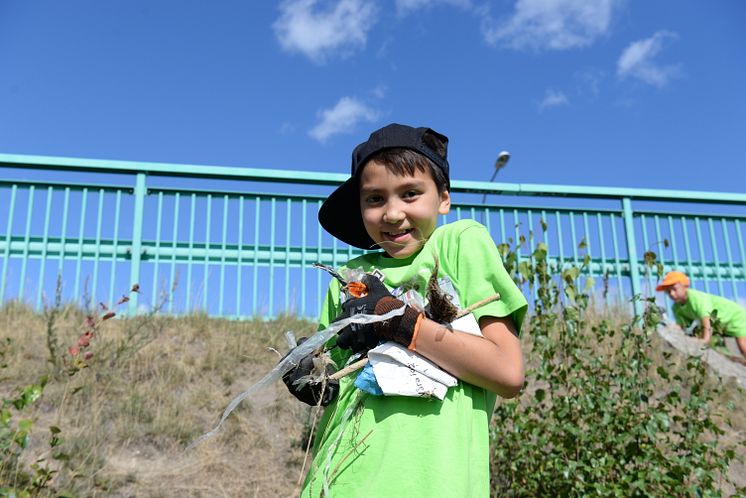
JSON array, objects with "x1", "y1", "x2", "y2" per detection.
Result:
[
  {"x1": 673, "y1": 288, "x2": 746, "y2": 338},
  {"x1": 301, "y1": 219, "x2": 528, "y2": 498}
]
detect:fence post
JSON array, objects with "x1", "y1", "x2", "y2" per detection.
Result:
[
  {"x1": 0, "y1": 185, "x2": 17, "y2": 303},
  {"x1": 622, "y1": 197, "x2": 643, "y2": 316},
  {"x1": 128, "y1": 172, "x2": 147, "y2": 315}
]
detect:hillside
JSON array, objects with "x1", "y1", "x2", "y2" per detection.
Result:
[{"x1": 0, "y1": 304, "x2": 743, "y2": 497}]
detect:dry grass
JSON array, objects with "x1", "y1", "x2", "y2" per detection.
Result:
[
  {"x1": 0, "y1": 303, "x2": 315, "y2": 497},
  {"x1": 2, "y1": 301, "x2": 744, "y2": 496}
]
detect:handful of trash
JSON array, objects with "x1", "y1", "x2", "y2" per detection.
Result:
[
  {"x1": 188, "y1": 299, "x2": 405, "y2": 449},
  {"x1": 189, "y1": 261, "x2": 499, "y2": 448}
]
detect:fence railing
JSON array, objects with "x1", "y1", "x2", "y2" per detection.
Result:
[{"x1": 1, "y1": 153, "x2": 744, "y2": 319}]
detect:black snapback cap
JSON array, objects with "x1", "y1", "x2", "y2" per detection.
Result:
[{"x1": 318, "y1": 123, "x2": 450, "y2": 249}]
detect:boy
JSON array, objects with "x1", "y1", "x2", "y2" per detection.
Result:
[
  {"x1": 657, "y1": 270, "x2": 746, "y2": 358},
  {"x1": 284, "y1": 123, "x2": 527, "y2": 497}
]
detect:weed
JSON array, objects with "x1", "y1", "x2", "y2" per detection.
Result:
[
  {"x1": 0, "y1": 338, "x2": 68, "y2": 497},
  {"x1": 490, "y1": 224, "x2": 744, "y2": 497}
]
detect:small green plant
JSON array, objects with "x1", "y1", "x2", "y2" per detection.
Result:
[
  {"x1": 490, "y1": 224, "x2": 742, "y2": 497},
  {"x1": 0, "y1": 338, "x2": 69, "y2": 497},
  {"x1": 93, "y1": 283, "x2": 171, "y2": 369},
  {"x1": 1, "y1": 281, "x2": 147, "y2": 497}
]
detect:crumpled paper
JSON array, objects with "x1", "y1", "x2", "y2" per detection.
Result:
[
  {"x1": 368, "y1": 342, "x2": 457, "y2": 400},
  {"x1": 362, "y1": 312, "x2": 483, "y2": 400}
]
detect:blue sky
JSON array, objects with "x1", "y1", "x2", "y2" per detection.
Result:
[{"x1": 1, "y1": 0, "x2": 745, "y2": 192}]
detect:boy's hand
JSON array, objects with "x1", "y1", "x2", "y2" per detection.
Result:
[
  {"x1": 335, "y1": 275, "x2": 392, "y2": 353},
  {"x1": 372, "y1": 296, "x2": 424, "y2": 348},
  {"x1": 335, "y1": 275, "x2": 424, "y2": 352},
  {"x1": 281, "y1": 338, "x2": 339, "y2": 406}
]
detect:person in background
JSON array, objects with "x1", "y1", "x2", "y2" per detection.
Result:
[{"x1": 657, "y1": 270, "x2": 746, "y2": 358}]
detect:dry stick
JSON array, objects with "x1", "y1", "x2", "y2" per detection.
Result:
[
  {"x1": 297, "y1": 386, "x2": 326, "y2": 486},
  {"x1": 328, "y1": 292, "x2": 501, "y2": 381},
  {"x1": 329, "y1": 357, "x2": 370, "y2": 381},
  {"x1": 453, "y1": 293, "x2": 502, "y2": 319},
  {"x1": 326, "y1": 429, "x2": 374, "y2": 484}
]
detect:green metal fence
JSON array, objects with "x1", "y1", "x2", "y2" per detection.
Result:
[{"x1": 1, "y1": 153, "x2": 744, "y2": 319}]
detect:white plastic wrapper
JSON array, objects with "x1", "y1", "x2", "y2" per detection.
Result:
[
  {"x1": 450, "y1": 312, "x2": 482, "y2": 337},
  {"x1": 368, "y1": 342, "x2": 457, "y2": 400},
  {"x1": 398, "y1": 289, "x2": 427, "y2": 313},
  {"x1": 365, "y1": 312, "x2": 481, "y2": 400}
]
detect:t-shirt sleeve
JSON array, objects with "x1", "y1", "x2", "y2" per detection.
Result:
[
  {"x1": 315, "y1": 278, "x2": 352, "y2": 368},
  {"x1": 452, "y1": 224, "x2": 528, "y2": 334},
  {"x1": 672, "y1": 304, "x2": 689, "y2": 328},
  {"x1": 689, "y1": 291, "x2": 714, "y2": 319},
  {"x1": 317, "y1": 279, "x2": 341, "y2": 331}
]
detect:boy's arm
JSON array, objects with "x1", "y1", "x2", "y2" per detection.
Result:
[
  {"x1": 410, "y1": 315, "x2": 524, "y2": 398},
  {"x1": 686, "y1": 291, "x2": 715, "y2": 344},
  {"x1": 699, "y1": 316, "x2": 712, "y2": 344},
  {"x1": 412, "y1": 223, "x2": 525, "y2": 397}
]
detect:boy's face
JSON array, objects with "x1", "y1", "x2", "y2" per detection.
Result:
[
  {"x1": 359, "y1": 160, "x2": 450, "y2": 259},
  {"x1": 665, "y1": 282, "x2": 689, "y2": 304}
]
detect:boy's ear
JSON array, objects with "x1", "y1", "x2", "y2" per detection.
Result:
[{"x1": 438, "y1": 190, "x2": 451, "y2": 215}]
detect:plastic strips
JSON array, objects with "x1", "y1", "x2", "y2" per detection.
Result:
[{"x1": 187, "y1": 306, "x2": 406, "y2": 449}]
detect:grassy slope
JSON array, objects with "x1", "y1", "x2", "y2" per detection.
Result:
[
  {"x1": 0, "y1": 304, "x2": 313, "y2": 497},
  {"x1": 0, "y1": 303, "x2": 743, "y2": 496}
]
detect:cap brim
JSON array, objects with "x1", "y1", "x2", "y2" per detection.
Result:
[
  {"x1": 655, "y1": 283, "x2": 670, "y2": 292},
  {"x1": 318, "y1": 178, "x2": 377, "y2": 250}
]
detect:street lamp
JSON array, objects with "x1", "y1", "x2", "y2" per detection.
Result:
[{"x1": 481, "y1": 150, "x2": 510, "y2": 206}]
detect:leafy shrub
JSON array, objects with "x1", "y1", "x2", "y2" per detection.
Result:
[
  {"x1": 490, "y1": 233, "x2": 743, "y2": 497},
  {"x1": 0, "y1": 283, "x2": 143, "y2": 497},
  {"x1": 0, "y1": 338, "x2": 69, "y2": 497}
]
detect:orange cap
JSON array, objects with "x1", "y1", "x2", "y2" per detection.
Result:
[{"x1": 655, "y1": 271, "x2": 690, "y2": 291}]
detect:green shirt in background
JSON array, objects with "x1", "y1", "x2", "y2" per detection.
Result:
[
  {"x1": 301, "y1": 220, "x2": 528, "y2": 498},
  {"x1": 673, "y1": 288, "x2": 746, "y2": 338}
]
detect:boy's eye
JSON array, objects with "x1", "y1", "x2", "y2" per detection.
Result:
[
  {"x1": 402, "y1": 190, "x2": 420, "y2": 199},
  {"x1": 364, "y1": 194, "x2": 383, "y2": 204}
]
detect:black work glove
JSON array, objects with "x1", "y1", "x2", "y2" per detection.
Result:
[
  {"x1": 336, "y1": 275, "x2": 424, "y2": 352},
  {"x1": 373, "y1": 296, "x2": 424, "y2": 348},
  {"x1": 282, "y1": 338, "x2": 339, "y2": 406},
  {"x1": 335, "y1": 275, "x2": 394, "y2": 353}
]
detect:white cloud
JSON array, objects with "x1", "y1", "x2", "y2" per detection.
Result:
[
  {"x1": 537, "y1": 89, "x2": 569, "y2": 111},
  {"x1": 617, "y1": 31, "x2": 680, "y2": 87},
  {"x1": 395, "y1": 0, "x2": 471, "y2": 15},
  {"x1": 278, "y1": 122, "x2": 296, "y2": 135},
  {"x1": 482, "y1": 0, "x2": 621, "y2": 51},
  {"x1": 370, "y1": 84, "x2": 387, "y2": 99},
  {"x1": 273, "y1": 0, "x2": 377, "y2": 63},
  {"x1": 309, "y1": 97, "x2": 381, "y2": 142},
  {"x1": 575, "y1": 68, "x2": 605, "y2": 97}
]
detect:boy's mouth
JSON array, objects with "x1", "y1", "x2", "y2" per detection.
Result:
[{"x1": 382, "y1": 228, "x2": 414, "y2": 242}]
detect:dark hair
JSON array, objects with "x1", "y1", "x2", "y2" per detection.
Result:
[{"x1": 363, "y1": 130, "x2": 450, "y2": 193}]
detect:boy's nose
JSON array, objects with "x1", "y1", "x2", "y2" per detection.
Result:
[{"x1": 383, "y1": 205, "x2": 405, "y2": 224}]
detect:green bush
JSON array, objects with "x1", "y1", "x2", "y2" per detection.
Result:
[
  {"x1": 0, "y1": 338, "x2": 70, "y2": 497},
  {"x1": 490, "y1": 234, "x2": 743, "y2": 497}
]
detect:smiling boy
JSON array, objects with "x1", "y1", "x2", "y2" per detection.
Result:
[
  {"x1": 284, "y1": 123, "x2": 528, "y2": 497},
  {"x1": 657, "y1": 270, "x2": 746, "y2": 358}
]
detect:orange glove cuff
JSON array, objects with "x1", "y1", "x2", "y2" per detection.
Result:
[{"x1": 407, "y1": 313, "x2": 425, "y2": 351}]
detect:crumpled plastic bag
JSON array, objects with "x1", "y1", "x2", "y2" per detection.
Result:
[{"x1": 188, "y1": 306, "x2": 406, "y2": 449}]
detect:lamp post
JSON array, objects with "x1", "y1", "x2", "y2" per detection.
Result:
[{"x1": 480, "y1": 151, "x2": 510, "y2": 221}]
